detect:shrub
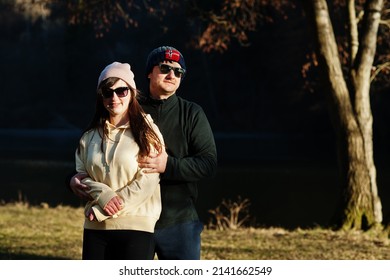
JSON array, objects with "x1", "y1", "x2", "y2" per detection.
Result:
[{"x1": 208, "y1": 196, "x2": 251, "y2": 230}]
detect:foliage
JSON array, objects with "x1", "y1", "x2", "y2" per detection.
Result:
[
  {"x1": 65, "y1": 0, "x2": 179, "y2": 38},
  {"x1": 208, "y1": 0, "x2": 385, "y2": 89},
  {"x1": 12, "y1": 0, "x2": 389, "y2": 91},
  {"x1": 11, "y1": 1, "x2": 390, "y2": 54},
  {"x1": 192, "y1": 0, "x2": 294, "y2": 52},
  {"x1": 1, "y1": 203, "x2": 390, "y2": 260}
]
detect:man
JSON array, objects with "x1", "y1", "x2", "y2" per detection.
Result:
[{"x1": 70, "y1": 46, "x2": 217, "y2": 260}]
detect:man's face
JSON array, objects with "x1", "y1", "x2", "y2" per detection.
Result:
[{"x1": 148, "y1": 60, "x2": 182, "y2": 100}]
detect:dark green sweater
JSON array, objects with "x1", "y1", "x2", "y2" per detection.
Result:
[{"x1": 140, "y1": 94, "x2": 217, "y2": 229}]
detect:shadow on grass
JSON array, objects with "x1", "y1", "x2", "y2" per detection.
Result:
[{"x1": 0, "y1": 251, "x2": 69, "y2": 260}]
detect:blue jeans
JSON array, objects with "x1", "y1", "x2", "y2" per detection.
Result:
[{"x1": 154, "y1": 221, "x2": 204, "y2": 260}]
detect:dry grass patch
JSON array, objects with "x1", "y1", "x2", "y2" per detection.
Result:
[
  {"x1": 201, "y1": 227, "x2": 390, "y2": 260},
  {"x1": 0, "y1": 203, "x2": 83, "y2": 259},
  {"x1": 1, "y1": 203, "x2": 389, "y2": 260}
]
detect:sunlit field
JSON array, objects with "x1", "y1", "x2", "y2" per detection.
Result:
[{"x1": 0, "y1": 203, "x2": 389, "y2": 260}]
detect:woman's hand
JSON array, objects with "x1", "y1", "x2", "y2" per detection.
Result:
[{"x1": 103, "y1": 196, "x2": 123, "y2": 216}]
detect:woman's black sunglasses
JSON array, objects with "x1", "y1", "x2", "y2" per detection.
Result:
[{"x1": 101, "y1": 87, "x2": 129, "y2": 99}]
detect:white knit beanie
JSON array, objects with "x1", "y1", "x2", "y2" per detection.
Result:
[{"x1": 97, "y1": 62, "x2": 136, "y2": 89}]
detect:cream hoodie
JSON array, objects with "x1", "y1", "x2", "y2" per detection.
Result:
[{"x1": 75, "y1": 115, "x2": 163, "y2": 233}]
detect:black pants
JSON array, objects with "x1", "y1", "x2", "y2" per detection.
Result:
[{"x1": 82, "y1": 229, "x2": 155, "y2": 260}]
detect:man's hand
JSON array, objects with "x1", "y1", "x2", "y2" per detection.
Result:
[
  {"x1": 138, "y1": 149, "x2": 168, "y2": 174},
  {"x1": 85, "y1": 207, "x2": 96, "y2": 221},
  {"x1": 70, "y1": 172, "x2": 92, "y2": 201},
  {"x1": 104, "y1": 196, "x2": 123, "y2": 216}
]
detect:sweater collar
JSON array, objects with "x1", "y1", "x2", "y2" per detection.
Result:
[
  {"x1": 146, "y1": 93, "x2": 177, "y2": 106},
  {"x1": 105, "y1": 120, "x2": 130, "y2": 132}
]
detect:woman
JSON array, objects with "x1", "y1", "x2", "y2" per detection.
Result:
[{"x1": 75, "y1": 62, "x2": 164, "y2": 260}]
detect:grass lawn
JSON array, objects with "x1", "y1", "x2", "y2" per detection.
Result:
[{"x1": 0, "y1": 203, "x2": 389, "y2": 260}]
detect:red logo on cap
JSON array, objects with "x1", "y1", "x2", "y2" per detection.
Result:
[{"x1": 165, "y1": 49, "x2": 180, "y2": 62}]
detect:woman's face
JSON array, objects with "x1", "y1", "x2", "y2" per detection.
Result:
[{"x1": 102, "y1": 79, "x2": 131, "y2": 121}]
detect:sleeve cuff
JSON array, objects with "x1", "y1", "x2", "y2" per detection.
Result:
[{"x1": 97, "y1": 190, "x2": 117, "y2": 209}]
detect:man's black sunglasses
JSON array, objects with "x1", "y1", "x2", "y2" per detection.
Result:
[
  {"x1": 101, "y1": 87, "x2": 129, "y2": 99},
  {"x1": 158, "y1": 63, "x2": 186, "y2": 78}
]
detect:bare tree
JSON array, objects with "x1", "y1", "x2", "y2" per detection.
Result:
[
  {"x1": 196, "y1": 0, "x2": 388, "y2": 231},
  {"x1": 306, "y1": 0, "x2": 385, "y2": 230}
]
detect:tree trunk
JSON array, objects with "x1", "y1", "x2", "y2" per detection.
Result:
[
  {"x1": 350, "y1": 0, "x2": 384, "y2": 225},
  {"x1": 309, "y1": 0, "x2": 383, "y2": 230}
]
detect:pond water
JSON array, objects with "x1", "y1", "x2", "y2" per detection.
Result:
[{"x1": 0, "y1": 157, "x2": 344, "y2": 229}]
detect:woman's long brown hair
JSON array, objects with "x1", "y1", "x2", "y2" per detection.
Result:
[{"x1": 79, "y1": 77, "x2": 162, "y2": 156}]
